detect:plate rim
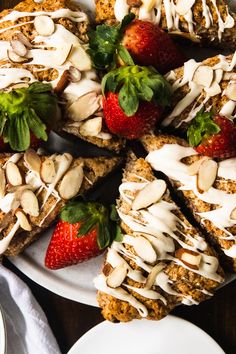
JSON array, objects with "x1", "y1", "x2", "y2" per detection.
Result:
[{"x1": 0, "y1": 305, "x2": 7, "y2": 354}]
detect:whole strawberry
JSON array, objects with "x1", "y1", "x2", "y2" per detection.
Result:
[
  {"x1": 45, "y1": 201, "x2": 120, "y2": 270},
  {"x1": 187, "y1": 109, "x2": 236, "y2": 158},
  {"x1": 122, "y1": 19, "x2": 185, "y2": 74},
  {"x1": 102, "y1": 65, "x2": 172, "y2": 139}
]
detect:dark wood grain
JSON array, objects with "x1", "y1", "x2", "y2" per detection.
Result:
[{"x1": 0, "y1": 1, "x2": 236, "y2": 354}]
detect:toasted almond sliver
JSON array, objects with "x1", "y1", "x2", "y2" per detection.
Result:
[
  {"x1": 175, "y1": 248, "x2": 202, "y2": 270},
  {"x1": 16, "y1": 210, "x2": 32, "y2": 231},
  {"x1": 230, "y1": 208, "x2": 236, "y2": 220},
  {"x1": 68, "y1": 92, "x2": 101, "y2": 122},
  {"x1": 146, "y1": 263, "x2": 165, "y2": 289},
  {"x1": 0, "y1": 167, "x2": 6, "y2": 199},
  {"x1": 16, "y1": 32, "x2": 32, "y2": 48},
  {"x1": 187, "y1": 157, "x2": 209, "y2": 176},
  {"x1": 53, "y1": 153, "x2": 73, "y2": 186},
  {"x1": 54, "y1": 70, "x2": 70, "y2": 95},
  {"x1": 133, "y1": 236, "x2": 157, "y2": 263},
  {"x1": 225, "y1": 82, "x2": 236, "y2": 101},
  {"x1": 214, "y1": 69, "x2": 223, "y2": 84},
  {"x1": 24, "y1": 149, "x2": 41, "y2": 173},
  {"x1": 68, "y1": 66, "x2": 81, "y2": 83},
  {"x1": 68, "y1": 43, "x2": 92, "y2": 71},
  {"x1": 7, "y1": 50, "x2": 29, "y2": 63},
  {"x1": 20, "y1": 190, "x2": 39, "y2": 217},
  {"x1": 34, "y1": 15, "x2": 55, "y2": 36},
  {"x1": 10, "y1": 39, "x2": 27, "y2": 57},
  {"x1": 142, "y1": 0, "x2": 156, "y2": 11},
  {"x1": 132, "y1": 179, "x2": 167, "y2": 211},
  {"x1": 204, "y1": 81, "x2": 222, "y2": 96},
  {"x1": 197, "y1": 159, "x2": 218, "y2": 193},
  {"x1": 79, "y1": 117, "x2": 102, "y2": 137},
  {"x1": 176, "y1": 0, "x2": 195, "y2": 15},
  {"x1": 40, "y1": 158, "x2": 56, "y2": 184},
  {"x1": 106, "y1": 264, "x2": 128, "y2": 288},
  {"x1": 59, "y1": 164, "x2": 84, "y2": 200},
  {"x1": 6, "y1": 162, "x2": 23, "y2": 186},
  {"x1": 193, "y1": 65, "x2": 214, "y2": 88}
]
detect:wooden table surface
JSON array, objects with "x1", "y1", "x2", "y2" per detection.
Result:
[{"x1": 1, "y1": 1, "x2": 236, "y2": 353}]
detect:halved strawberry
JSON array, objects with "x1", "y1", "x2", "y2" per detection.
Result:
[{"x1": 187, "y1": 109, "x2": 236, "y2": 158}]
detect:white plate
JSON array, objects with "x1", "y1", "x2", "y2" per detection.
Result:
[
  {"x1": 67, "y1": 315, "x2": 225, "y2": 354},
  {"x1": 7, "y1": 0, "x2": 236, "y2": 306},
  {"x1": 0, "y1": 306, "x2": 6, "y2": 354}
]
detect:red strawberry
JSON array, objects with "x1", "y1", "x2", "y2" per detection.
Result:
[
  {"x1": 103, "y1": 92, "x2": 162, "y2": 139},
  {"x1": 102, "y1": 65, "x2": 172, "y2": 139},
  {"x1": 187, "y1": 110, "x2": 236, "y2": 158},
  {"x1": 45, "y1": 201, "x2": 118, "y2": 270},
  {"x1": 122, "y1": 20, "x2": 185, "y2": 74}
]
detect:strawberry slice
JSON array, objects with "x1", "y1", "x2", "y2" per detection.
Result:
[
  {"x1": 45, "y1": 201, "x2": 120, "y2": 270},
  {"x1": 187, "y1": 109, "x2": 236, "y2": 158}
]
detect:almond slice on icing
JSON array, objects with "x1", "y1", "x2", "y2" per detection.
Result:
[
  {"x1": 0, "y1": 167, "x2": 6, "y2": 199},
  {"x1": 230, "y1": 208, "x2": 236, "y2": 220},
  {"x1": 133, "y1": 236, "x2": 157, "y2": 263},
  {"x1": 175, "y1": 248, "x2": 202, "y2": 270},
  {"x1": 68, "y1": 92, "x2": 101, "y2": 122},
  {"x1": 225, "y1": 82, "x2": 236, "y2": 101},
  {"x1": 197, "y1": 159, "x2": 218, "y2": 193},
  {"x1": 176, "y1": 0, "x2": 195, "y2": 15},
  {"x1": 16, "y1": 210, "x2": 32, "y2": 231},
  {"x1": 106, "y1": 264, "x2": 128, "y2": 288},
  {"x1": 59, "y1": 164, "x2": 84, "y2": 200},
  {"x1": 146, "y1": 263, "x2": 165, "y2": 289},
  {"x1": 24, "y1": 149, "x2": 41, "y2": 173},
  {"x1": 79, "y1": 117, "x2": 102, "y2": 137},
  {"x1": 40, "y1": 158, "x2": 56, "y2": 184},
  {"x1": 53, "y1": 153, "x2": 73, "y2": 186},
  {"x1": 10, "y1": 39, "x2": 27, "y2": 57},
  {"x1": 187, "y1": 157, "x2": 209, "y2": 176},
  {"x1": 193, "y1": 65, "x2": 214, "y2": 88},
  {"x1": 34, "y1": 15, "x2": 55, "y2": 36},
  {"x1": 6, "y1": 162, "x2": 23, "y2": 186},
  {"x1": 204, "y1": 81, "x2": 222, "y2": 97},
  {"x1": 214, "y1": 69, "x2": 223, "y2": 84},
  {"x1": 223, "y1": 72, "x2": 236, "y2": 81},
  {"x1": 20, "y1": 190, "x2": 39, "y2": 217},
  {"x1": 68, "y1": 43, "x2": 92, "y2": 71},
  {"x1": 68, "y1": 66, "x2": 81, "y2": 83},
  {"x1": 7, "y1": 50, "x2": 29, "y2": 63},
  {"x1": 132, "y1": 179, "x2": 167, "y2": 211},
  {"x1": 16, "y1": 32, "x2": 32, "y2": 49}
]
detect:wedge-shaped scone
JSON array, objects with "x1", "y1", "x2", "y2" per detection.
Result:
[
  {"x1": 0, "y1": 149, "x2": 121, "y2": 256},
  {"x1": 94, "y1": 154, "x2": 224, "y2": 322},
  {"x1": 141, "y1": 133, "x2": 236, "y2": 271},
  {"x1": 95, "y1": 0, "x2": 236, "y2": 49},
  {"x1": 162, "y1": 52, "x2": 236, "y2": 130},
  {"x1": 0, "y1": 0, "x2": 124, "y2": 151}
]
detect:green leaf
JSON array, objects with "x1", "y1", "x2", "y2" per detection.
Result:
[
  {"x1": 110, "y1": 204, "x2": 119, "y2": 222},
  {"x1": 77, "y1": 217, "x2": 97, "y2": 237},
  {"x1": 114, "y1": 225, "x2": 123, "y2": 242},
  {"x1": 118, "y1": 81, "x2": 139, "y2": 116},
  {"x1": 187, "y1": 108, "x2": 220, "y2": 147},
  {"x1": 61, "y1": 201, "x2": 89, "y2": 224},
  {"x1": 119, "y1": 13, "x2": 135, "y2": 34},
  {"x1": 0, "y1": 112, "x2": 7, "y2": 135},
  {"x1": 97, "y1": 222, "x2": 111, "y2": 249},
  {"x1": 117, "y1": 44, "x2": 134, "y2": 66},
  {"x1": 26, "y1": 109, "x2": 47, "y2": 141},
  {"x1": 8, "y1": 115, "x2": 30, "y2": 151}
]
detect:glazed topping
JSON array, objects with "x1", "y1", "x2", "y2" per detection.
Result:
[
  {"x1": 0, "y1": 150, "x2": 84, "y2": 254},
  {"x1": 113, "y1": 0, "x2": 235, "y2": 41},
  {"x1": 0, "y1": 7, "x2": 109, "y2": 139},
  {"x1": 162, "y1": 52, "x2": 236, "y2": 127},
  {"x1": 94, "y1": 172, "x2": 223, "y2": 317},
  {"x1": 146, "y1": 143, "x2": 236, "y2": 255}
]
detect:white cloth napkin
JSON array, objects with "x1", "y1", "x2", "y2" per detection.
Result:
[{"x1": 0, "y1": 264, "x2": 61, "y2": 354}]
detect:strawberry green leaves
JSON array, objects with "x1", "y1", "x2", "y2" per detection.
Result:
[
  {"x1": 102, "y1": 65, "x2": 172, "y2": 116},
  {"x1": 60, "y1": 201, "x2": 122, "y2": 250},
  {"x1": 0, "y1": 82, "x2": 59, "y2": 151},
  {"x1": 88, "y1": 13, "x2": 135, "y2": 70},
  {"x1": 187, "y1": 108, "x2": 220, "y2": 147}
]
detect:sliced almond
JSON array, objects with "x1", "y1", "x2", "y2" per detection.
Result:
[
  {"x1": 40, "y1": 158, "x2": 56, "y2": 184},
  {"x1": 34, "y1": 15, "x2": 55, "y2": 36},
  {"x1": 68, "y1": 66, "x2": 81, "y2": 83},
  {"x1": 197, "y1": 159, "x2": 218, "y2": 193},
  {"x1": 20, "y1": 189, "x2": 39, "y2": 217},
  {"x1": 102, "y1": 263, "x2": 113, "y2": 276},
  {"x1": 16, "y1": 32, "x2": 32, "y2": 48},
  {"x1": 132, "y1": 179, "x2": 167, "y2": 211},
  {"x1": 223, "y1": 72, "x2": 236, "y2": 81},
  {"x1": 193, "y1": 65, "x2": 214, "y2": 88},
  {"x1": 225, "y1": 82, "x2": 236, "y2": 101},
  {"x1": 176, "y1": 0, "x2": 195, "y2": 15},
  {"x1": 79, "y1": 117, "x2": 102, "y2": 137},
  {"x1": 68, "y1": 43, "x2": 92, "y2": 71},
  {"x1": 0, "y1": 167, "x2": 6, "y2": 199},
  {"x1": 175, "y1": 248, "x2": 202, "y2": 270},
  {"x1": 54, "y1": 70, "x2": 70, "y2": 95},
  {"x1": 204, "y1": 81, "x2": 222, "y2": 96},
  {"x1": 142, "y1": 0, "x2": 156, "y2": 11},
  {"x1": 24, "y1": 149, "x2": 41, "y2": 173},
  {"x1": 7, "y1": 50, "x2": 29, "y2": 63},
  {"x1": 187, "y1": 157, "x2": 209, "y2": 176},
  {"x1": 106, "y1": 264, "x2": 128, "y2": 288},
  {"x1": 230, "y1": 208, "x2": 236, "y2": 220},
  {"x1": 68, "y1": 92, "x2": 101, "y2": 122},
  {"x1": 214, "y1": 69, "x2": 223, "y2": 84},
  {"x1": 146, "y1": 263, "x2": 165, "y2": 289},
  {"x1": 59, "y1": 164, "x2": 84, "y2": 200},
  {"x1": 15, "y1": 210, "x2": 32, "y2": 231},
  {"x1": 133, "y1": 236, "x2": 157, "y2": 263},
  {"x1": 6, "y1": 162, "x2": 23, "y2": 186},
  {"x1": 10, "y1": 39, "x2": 27, "y2": 57},
  {"x1": 53, "y1": 153, "x2": 73, "y2": 185}
]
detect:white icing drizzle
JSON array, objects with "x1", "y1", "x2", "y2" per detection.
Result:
[
  {"x1": 113, "y1": 0, "x2": 235, "y2": 41},
  {"x1": 95, "y1": 174, "x2": 223, "y2": 317},
  {"x1": 146, "y1": 144, "x2": 236, "y2": 253},
  {"x1": 0, "y1": 220, "x2": 20, "y2": 254}
]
